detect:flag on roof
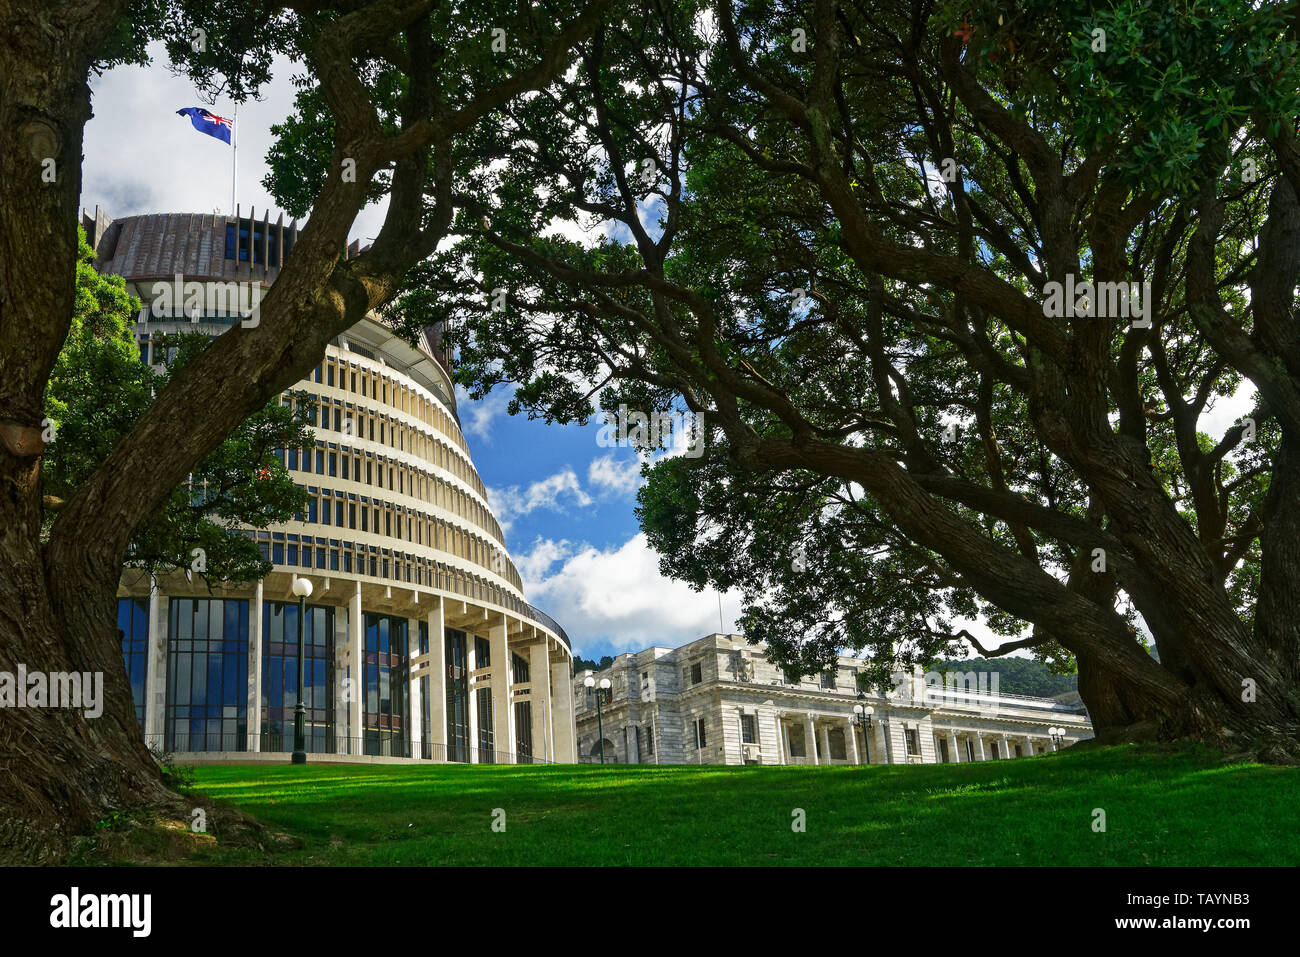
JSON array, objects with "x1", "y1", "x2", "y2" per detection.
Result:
[{"x1": 176, "y1": 107, "x2": 233, "y2": 145}]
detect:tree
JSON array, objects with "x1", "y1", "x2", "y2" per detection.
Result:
[
  {"x1": 407, "y1": 0, "x2": 1300, "y2": 759},
  {"x1": 44, "y1": 227, "x2": 313, "y2": 583},
  {"x1": 0, "y1": 0, "x2": 612, "y2": 860}
]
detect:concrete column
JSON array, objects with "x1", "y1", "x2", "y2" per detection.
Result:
[
  {"x1": 550, "y1": 655, "x2": 576, "y2": 762},
  {"x1": 976, "y1": 732, "x2": 987, "y2": 761},
  {"x1": 246, "y1": 580, "x2": 264, "y2": 751},
  {"x1": 529, "y1": 640, "x2": 552, "y2": 761},
  {"x1": 334, "y1": 598, "x2": 350, "y2": 753},
  {"x1": 425, "y1": 598, "x2": 446, "y2": 760},
  {"x1": 804, "y1": 714, "x2": 819, "y2": 766},
  {"x1": 949, "y1": 731, "x2": 962, "y2": 763},
  {"x1": 144, "y1": 577, "x2": 167, "y2": 748},
  {"x1": 465, "y1": 634, "x2": 478, "y2": 762},
  {"x1": 489, "y1": 614, "x2": 514, "y2": 762},
  {"x1": 408, "y1": 615, "x2": 422, "y2": 759},
  {"x1": 820, "y1": 723, "x2": 832, "y2": 764},
  {"x1": 348, "y1": 581, "x2": 362, "y2": 754},
  {"x1": 847, "y1": 721, "x2": 860, "y2": 764},
  {"x1": 1001, "y1": 734, "x2": 1012, "y2": 758},
  {"x1": 773, "y1": 714, "x2": 786, "y2": 765}
]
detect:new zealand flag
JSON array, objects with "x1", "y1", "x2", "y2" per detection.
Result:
[{"x1": 176, "y1": 107, "x2": 233, "y2": 145}]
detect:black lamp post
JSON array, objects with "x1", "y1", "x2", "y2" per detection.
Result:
[
  {"x1": 583, "y1": 674, "x2": 611, "y2": 763},
  {"x1": 1049, "y1": 726, "x2": 1065, "y2": 749},
  {"x1": 852, "y1": 692, "x2": 875, "y2": 765},
  {"x1": 291, "y1": 576, "x2": 313, "y2": 764}
]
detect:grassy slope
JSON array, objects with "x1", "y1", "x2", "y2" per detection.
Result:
[{"x1": 163, "y1": 745, "x2": 1295, "y2": 866}]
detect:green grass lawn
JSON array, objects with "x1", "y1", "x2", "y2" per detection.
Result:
[{"x1": 155, "y1": 744, "x2": 1296, "y2": 866}]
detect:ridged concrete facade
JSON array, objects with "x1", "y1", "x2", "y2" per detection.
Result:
[{"x1": 94, "y1": 208, "x2": 576, "y2": 765}]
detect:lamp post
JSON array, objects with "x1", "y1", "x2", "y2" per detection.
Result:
[
  {"x1": 852, "y1": 692, "x2": 875, "y2": 765},
  {"x1": 291, "y1": 576, "x2": 313, "y2": 765},
  {"x1": 1049, "y1": 726, "x2": 1065, "y2": 749},
  {"x1": 583, "y1": 674, "x2": 611, "y2": 764}
]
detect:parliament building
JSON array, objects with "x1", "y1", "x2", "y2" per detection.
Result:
[{"x1": 87, "y1": 206, "x2": 576, "y2": 765}]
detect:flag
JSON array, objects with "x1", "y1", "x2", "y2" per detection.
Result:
[{"x1": 176, "y1": 107, "x2": 233, "y2": 145}]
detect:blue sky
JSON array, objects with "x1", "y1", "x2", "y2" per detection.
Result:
[{"x1": 80, "y1": 45, "x2": 744, "y2": 662}]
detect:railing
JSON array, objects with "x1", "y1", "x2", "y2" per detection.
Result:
[{"x1": 144, "y1": 733, "x2": 551, "y2": 764}]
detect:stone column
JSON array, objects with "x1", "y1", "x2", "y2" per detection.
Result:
[
  {"x1": 550, "y1": 654, "x2": 576, "y2": 763},
  {"x1": 948, "y1": 731, "x2": 962, "y2": 763},
  {"x1": 348, "y1": 581, "x2": 363, "y2": 755},
  {"x1": 975, "y1": 732, "x2": 987, "y2": 761},
  {"x1": 465, "y1": 633, "x2": 478, "y2": 762},
  {"x1": 529, "y1": 639, "x2": 552, "y2": 761},
  {"x1": 144, "y1": 576, "x2": 167, "y2": 749},
  {"x1": 408, "y1": 614, "x2": 422, "y2": 759},
  {"x1": 804, "y1": 714, "x2": 819, "y2": 766},
  {"x1": 772, "y1": 714, "x2": 786, "y2": 765},
  {"x1": 1001, "y1": 734, "x2": 1012, "y2": 759},
  {"x1": 489, "y1": 614, "x2": 514, "y2": 762},
  {"x1": 246, "y1": 580, "x2": 264, "y2": 751},
  {"x1": 847, "y1": 721, "x2": 860, "y2": 764},
  {"x1": 820, "y1": 723, "x2": 832, "y2": 764},
  {"x1": 425, "y1": 598, "x2": 447, "y2": 760}
]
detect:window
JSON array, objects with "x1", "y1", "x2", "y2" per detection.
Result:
[
  {"x1": 828, "y1": 727, "x2": 847, "y2": 760},
  {"x1": 474, "y1": 635, "x2": 490, "y2": 668},
  {"x1": 820, "y1": 669, "x2": 837, "y2": 690},
  {"x1": 690, "y1": 662, "x2": 702, "y2": 685},
  {"x1": 694, "y1": 717, "x2": 707, "y2": 749},
  {"x1": 905, "y1": 728, "x2": 921, "y2": 756},
  {"x1": 641, "y1": 671, "x2": 649, "y2": 690},
  {"x1": 116, "y1": 598, "x2": 149, "y2": 728},
  {"x1": 476, "y1": 687, "x2": 494, "y2": 763},
  {"x1": 643, "y1": 724, "x2": 654, "y2": 755},
  {"x1": 261, "y1": 601, "x2": 334, "y2": 753},
  {"x1": 164, "y1": 598, "x2": 249, "y2": 752},
  {"x1": 741, "y1": 713, "x2": 757, "y2": 744},
  {"x1": 787, "y1": 724, "x2": 806, "y2": 757}
]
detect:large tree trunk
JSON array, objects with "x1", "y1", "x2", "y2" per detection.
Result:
[{"x1": 0, "y1": 0, "x2": 175, "y2": 862}]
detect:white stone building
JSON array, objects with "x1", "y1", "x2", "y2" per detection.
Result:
[{"x1": 574, "y1": 633, "x2": 1093, "y2": 765}]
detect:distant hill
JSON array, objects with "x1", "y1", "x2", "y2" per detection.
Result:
[{"x1": 927, "y1": 656, "x2": 1078, "y2": 698}]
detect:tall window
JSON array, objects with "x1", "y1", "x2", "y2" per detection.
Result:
[
  {"x1": 475, "y1": 635, "x2": 490, "y2": 668},
  {"x1": 512, "y1": 652, "x2": 530, "y2": 685},
  {"x1": 828, "y1": 727, "x2": 847, "y2": 760},
  {"x1": 261, "y1": 601, "x2": 334, "y2": 752},
  {"x1": 476, "y1": 687, "x2": 494, "y2": 763},
  {"x1": 420, "y1": 674, "x2": 431, "y2": 759},
  {"x1": 363, "y1": 613, "x2": 409, "y2": 756},
  {"x1": 905, "y1": 728, "x2": 921, "y2": 756},
  {"x1": 690, "y1": 662, "x2": 702, "y2": 685},
  {"x1": 643, "y1": 723, "x2": 654, "y2": 755},
  {"x1": 116, "y1": 598, "x2": 149, "y2": 729},
  {"x1": 445, "y1": 628, "x2": 469, "y2": 762},
  {"x1": 820, "y1": 669, "x2": 837, "y2": 689},
  {"x1": 740, "y1": 713, "x2": 757, "y2": 744},
  {"x1": 515, "y1": 700, "x2": 534, "y2": 763},
  {"x1": 694, "y1": 717, "x2": 707, "y2": 749},
  {"x1": 164, "y1": 599, "x2": 249, "y2": 751}
]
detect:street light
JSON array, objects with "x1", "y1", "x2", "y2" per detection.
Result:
[
  {"x1": 1049, "y1": 726, "x2": 1065, "y2": 748},
  {"x1": 583, "y1": 674, "x2": 611, "y2": 764},
  {"x1": 852, "y1": 692, "x2": 875, "y2": 765},
  {"x1": 291, "y1": 576, "x2": 313, "y2": 765}
]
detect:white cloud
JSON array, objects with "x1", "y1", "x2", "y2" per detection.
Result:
[
  {"x1": 587, "y1": 452, "x2": 642, "y2": 496},
  {"x1": 520, "y1": 532, "x2": 742, "y2": 658},
  {"x1": 457, "y1": 385, "x2": 511, "y2": 444},
  {"x1": 487, "y1": 468, "x2": 592, "y2": 533},
  {"x1": 82, "y1": 43, "x2": 387, "y2": 243}
]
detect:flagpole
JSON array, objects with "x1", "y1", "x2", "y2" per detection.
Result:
[{"x1": 230, "y1": 102, "x2": 238, "y2": 216}]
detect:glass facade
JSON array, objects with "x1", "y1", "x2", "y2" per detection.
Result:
[
  {"x1": 261, "y1": 601, "x2": 335, "y2": 752},
  {"x1": 164, "y1": 598, "x2": 249, "y2": 751},
  {"x1": 445, "y1": 628, "x2": 469, "y2": 762},
  {"x1": 476, "y1": 687, "x2": 494, "y2": 763},
  {"x1": 515, "y1": 700, "x2": 533, "y2": 763},
  {"x1": 117, "y1": 597, "x2": 149, "y2": 728},
  {"x1": 363, "y1": 612, "x2": 410, "y2": 755}
]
